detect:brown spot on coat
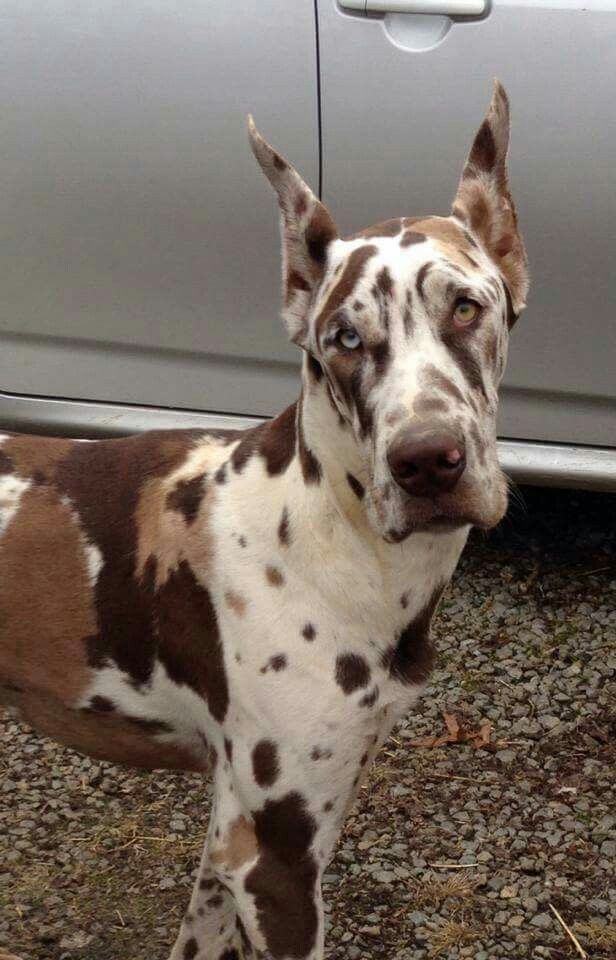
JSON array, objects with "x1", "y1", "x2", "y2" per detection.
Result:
[
  {"x1": 211, "y1": 815, "x2": 258, "y2": 871},
  {"x1": 297, "y1": 408, "x2": 322, "y2": 485},
  {"x1": 225, "y1": 590, "x2": 247, "y2": 617},
  {"x1": 381, "y1": 584, "x2": 444, "y2": 684},
  {"x1": 230, "y1": 403, "x2": 297, "y2": 478},
  {"x1": 0, "y1": 449, "x2": 14, "y2": 474},
  {"x1": 278, "y1": 507, "x2": 291, "y2": 546},
  {"x1": 165, "y1": 474, "x2": 206, "y2": 525},
  {"x1": 0, "y1": 485, "x2": 98, "y2": 704},
  {"x1": 183, "y1": 938, "x2": 199, "y2": 960},
  {"x1": 245, "y1": 792, "x2": 318, "y2": 959},
  {"x1": 155, "y1": 560, "x2": 229, "y2": 723},
  {"x1": 252, "y1": 739, "x2": 280, "y2": 787},
  {"x1": 265, "y1": 565, "x2": 284, "y2": 587},
  {"x1": 335, "y1": 653, "x2": 370, "y2": 694},
  {"x1": 359, "y1": 686, "x2": 379, "y2": 708},
  {"x1": 302, "y1": 623, "x2": 316, "y2": 641},
  {"x1": 1, "y1": 435, "x2": 74, "y2": 484}
]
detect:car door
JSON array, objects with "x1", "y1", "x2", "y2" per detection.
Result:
[
  {"x1": 0, "y1": 1, "x2": 317, "y2": 435},
  {"x1": 316, "y1": 0, "x2": 616, "y2": 447}
]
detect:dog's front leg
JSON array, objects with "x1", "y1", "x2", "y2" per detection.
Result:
[
  {"x1": 168, "y1": 834, "x2": 242, "y2": 960},
  {"x1": 168, "y1": 764, "x2": 356, "y2": 960}
]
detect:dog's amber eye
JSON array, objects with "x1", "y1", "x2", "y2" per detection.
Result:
[
  {"x1": 453, "y1": 298, "x2": 480, "y2": 327},
  {"x1": 338, "y1": 327, "x2": 362, "y2": 350}
]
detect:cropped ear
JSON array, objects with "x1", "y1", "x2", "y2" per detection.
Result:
[
  {"x1": 248, "y1": 116, "x2": 338, "y2": 343},
  {"x1": 452, "y1": 81, "x2": 529, "y2": 319}
]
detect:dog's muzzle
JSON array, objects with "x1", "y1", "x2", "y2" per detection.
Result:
[{"x1": 387, "y1": 426, "x2": 466, "y2": 498}]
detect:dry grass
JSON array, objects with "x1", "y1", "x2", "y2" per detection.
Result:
[
  {"x1": 574, "y1": 921, "x2": 616, "y2": 952},
  {"x1": 429, "y1": 917, "x2": 486, "y2": 957},
  {"x1": 407, "y1": 869, "x2": 483, "y2": 908}
]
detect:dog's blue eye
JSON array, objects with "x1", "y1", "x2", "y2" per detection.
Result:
[{"x1": 338, "y1": 328, "x2": 362, "y2": 350}]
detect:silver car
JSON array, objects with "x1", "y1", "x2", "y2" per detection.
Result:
[{"x1": 1, "y1": 1, "x2": 615, "y2": 490}]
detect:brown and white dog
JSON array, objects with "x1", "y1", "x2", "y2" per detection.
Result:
[{"x1": 0, "y1": 82, "x2": 528, "y2": 960}]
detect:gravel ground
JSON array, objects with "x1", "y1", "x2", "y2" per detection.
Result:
[{"x1": 1, "y1": 486, "x2": 615, "y2": 960}]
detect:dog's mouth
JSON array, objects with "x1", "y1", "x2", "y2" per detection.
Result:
[
  {"x1": 384, "y1": 513, "x2": 473, "y2": 543},
  {"x1": 378, "y1": 479, "x2": 509, "y2": 544}
]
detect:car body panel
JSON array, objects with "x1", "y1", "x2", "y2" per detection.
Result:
[
  {"x1": 0, "y1": 0, "x2": 316, "y2": 417},
  {"x1": 317, "y1": 0, "x2": 616, "y2": 446}
]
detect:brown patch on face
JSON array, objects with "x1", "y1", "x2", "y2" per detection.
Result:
[
  {"x1": 381, "y1": 583, "x2": 445, "y2": 684},
  {"x1": 211, "y1": 815, "x2": 258, "y2": 871},
  {"x1": 470, "y1": 422, "x2": 488, "y2": 468},
  {"x1": 315, "y1": 244, "x2": 377, "y2": 334},
  {"x1": 224, "y1": 737, "x2": 233, "y2": 763},
  {"x1": 346, "y1": 472, "x2": 364, "y2": 500},
  {"x1": 400, "y1": 230, "x2": 426, "y2": 247},
  {"x1": 252, "y1": 739, "x2": 280, "y2": 787},
  {"x1": 265, "y1": 565, "x2": 284, "y2": 587},
  {"x1": 375, "y1": 265, "x2": 394, "y2": 299},
  {"x1": 214, "y1": 462, "x2": 227, "y2": 484},
  {"x1": 302, "y1": 623, "x2": 316, "y2": 641},
  {"x1": 442, "y1": 328, "x2": 488, "y2": 401},
  {"x1": 165, "y1": 474, "x2": 206, "y2": 525},
  {"x1": 413, "y1": 394, "x2": 449, "y2": 417},
  {"x1": 245, "y1": 792, "x2": 318, "y2": 959},
  {"x1": 415, "y1": 261, "x2": 433, "y2": 302},
  {"x1": 306, "y1": 354, "x2": 323, "y2": 383},
  {"x1": 485, "y1": 330, "x2": 499, "y2": 371},
  {"x1": 335, "y1": 653, "x2": 370, "y2": 695},
  {"x1": 423, "y1": 365, "x2": 466, "y2": 405},
  {"x1": 278, "y1": 506, "x2": 291, "y2": 546},
  {"x1": 385, "y1": 405, "x2": 406, "y2": 427},
  {"x1": 411, "y1": 217, "x2": 481, "y2": 273},
  {"x1": 0, "y1": 485, "x2": 97, "y2": 703},
  {"x1": 348, "y1": 218, "x2": 402, "y2": 240},
  {"x1": 225, "y1": 590, "x2": 247, "y2": 617}
]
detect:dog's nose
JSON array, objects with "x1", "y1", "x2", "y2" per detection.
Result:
[{"x1": 387, "y1": 430, "x2": 466, "y2": 497}]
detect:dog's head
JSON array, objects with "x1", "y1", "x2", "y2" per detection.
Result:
[{"x1": 249, "y1": 82, "x2": 528, "y2": 543}]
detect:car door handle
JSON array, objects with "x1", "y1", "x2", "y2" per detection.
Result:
[{"x1": 341, "y1": 0, "x2": 486, "y2": 15}]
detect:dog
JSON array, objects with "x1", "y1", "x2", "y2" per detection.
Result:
[{"x1": 0, "y1": 81, "x2": 528, "y2": 960}]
